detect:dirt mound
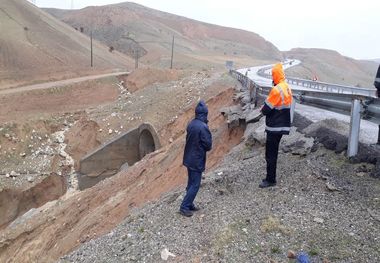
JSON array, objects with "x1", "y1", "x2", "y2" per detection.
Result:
[
  {"x1": 0, "y1": 174, "x2": 66, "y2": 229},
  {"x1": 0, "y1": 77, "x2": 120, "y2": 123},
  {"x1": 121, "y1": 68, "x2": 182, "y2": 93},
  {"x1": 65, "y1": 118, "x2": 101, "y2": 170}
]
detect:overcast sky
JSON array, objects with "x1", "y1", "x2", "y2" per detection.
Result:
[{"x1": 35, "y1": 0, "x2": 380, "y2": 60}]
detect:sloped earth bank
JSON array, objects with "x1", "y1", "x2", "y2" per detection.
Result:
[
  {"x1": 0, "y1": 76, "x2": 122, "y2": 231},
  {"x1": 0, "y1": 175, "x2": 66, "y2": 229},
  {"x1": 62, "y1": 120, "x2": 380, "y2": 262},
  {"x1": 0, "y1": 85, "x2": 243, "y2": 262},
  {"x1": 0, "y1": 69, "x2": 227, "y2": 230}
]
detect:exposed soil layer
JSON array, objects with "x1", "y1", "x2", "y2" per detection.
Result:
[
  {"x1": 118, "y1": 68, "x2": 183, "y2": 93},
  {"x1": 0, "y1": 77, "x2": 119, "y2": 123},
  {"x1": 0, "y1": 174, "x2": 66, "y2": 229},
  {"x1": 62, "y1": 130, "x2": 380, "y2": 263},
  {"x1": 0, "y1": 77, "x2": 242, "y2": 262}
]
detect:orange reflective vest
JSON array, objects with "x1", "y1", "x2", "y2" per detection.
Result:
[
  {"x1": 265, "y1": 82, "x2": 292, "y2": 110},
  {"x1": 261, "y1": 63, "x2": 293, "y2": 134}
]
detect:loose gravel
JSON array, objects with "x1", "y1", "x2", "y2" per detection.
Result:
[{"x1": 61, "y1": 135, "x2": 380, "y2": 263}]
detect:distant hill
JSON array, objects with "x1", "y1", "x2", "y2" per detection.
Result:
[
  {"x1": 0, "y1": 0, "x2": 134, "y2": 89},
  {"x1": 370, "y1": 59, "x2": 380, "y2": 64},
  {"x1": 45, "y1": 2, "x2": 283, "y2": 70},
  {"x1": 284, "y1": 48, "x2": 378, "y2": 88}
]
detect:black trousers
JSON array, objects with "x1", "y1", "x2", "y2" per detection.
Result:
[
  {"x1": 378, "y1": 90, "x2": 380, "y2": 144},
  {"x1": 265, "y1": 132, "x2": 283, "y2": 183}
]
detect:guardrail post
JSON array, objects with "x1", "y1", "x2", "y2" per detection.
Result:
[
  {"x1": 253, "y1": 83, "x2": 258, "y2": 107},
  {"x1": 347, "y1": 99, "x2": 361, "y2": 157}
]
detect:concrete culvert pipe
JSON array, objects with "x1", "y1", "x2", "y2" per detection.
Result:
[{"x1": 78, "y1": 123, "x2": 161, "y2": 190}]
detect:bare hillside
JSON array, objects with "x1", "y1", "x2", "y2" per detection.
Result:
[
  {"x1": 284, "y1": 48, "x2": 378, "y2": 88},
  {"x1": 0, "y1": 0, "x2": 134, "y2": 89},
  {"x1": 45, "y1": 2, "x2": 282, "y2": 70}
]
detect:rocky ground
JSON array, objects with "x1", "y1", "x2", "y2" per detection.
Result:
[
  {"x1": 61, "y1": 113, "x2": 380, "y2": 262},
  {"x1": 0, "y1": 68, "x2": 226, "y2": 193},
  {"x1": 0, "y1": 69, "x2": 244, "y2": 262},
  {"x1": 1, "y1": 67, "x2": 380, "y2": 262}
]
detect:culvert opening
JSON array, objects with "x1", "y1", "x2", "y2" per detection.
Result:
[
  {"x1": 78, "y1": 123, "x2": 161, "y2": 190},
  {"x1": 139, "y1": 129, "x2": 156, "y2": 159}
]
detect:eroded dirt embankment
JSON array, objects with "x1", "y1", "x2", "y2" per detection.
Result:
[
  {"x1": 0, "y1": 85, "x2": 243, "y2": 262},
  {"x1": 0, "y1": 175, "x2": 67, "y2": 230}
]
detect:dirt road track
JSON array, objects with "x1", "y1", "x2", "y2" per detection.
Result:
[{"x1": 0, "y1": 72, "x2": 129, "y2": 96}]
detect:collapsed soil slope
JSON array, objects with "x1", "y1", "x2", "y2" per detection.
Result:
[
  {"x1": 63, "y1": 121, "x2": 380, "y2": 263},
  {"x1": 0, "y1": 75, "x2": 243, "y2": 262}
]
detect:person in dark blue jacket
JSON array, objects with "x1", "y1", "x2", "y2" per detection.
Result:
[
  {"x1": 374, "y1": 64, "x2": 380, "y2": 97},
  {"x1": 180, "y1": 100, "x2": 212, "y2": 217},
  {"x1": 375, "y1": 65, "x2": 380, "y2": 144}
]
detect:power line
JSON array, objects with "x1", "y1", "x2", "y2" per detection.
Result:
[{"x1": 170, "y1": 35, "x2": 174, "y2": 69}]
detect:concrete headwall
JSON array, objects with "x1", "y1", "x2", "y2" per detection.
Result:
[{"x1": 78, "y1": 123, "x2": 161, "y2": 190}]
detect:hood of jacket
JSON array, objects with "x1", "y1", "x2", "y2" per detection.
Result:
[
  {"x1": 272, "y1": 63, "x2": 285, "y2": 85},
  {"x1": 195, "y1": 100, "x2": 208, "y2": 123}
]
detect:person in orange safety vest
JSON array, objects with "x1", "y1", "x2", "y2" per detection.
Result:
[{"x1": 259, "y1": 63, "x2": 293, "y2": 188}]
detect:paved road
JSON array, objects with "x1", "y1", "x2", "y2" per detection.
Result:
[
  {"x1": 238, "y1": 60, "x2": 314, "y2": 92},
  {"x1": 296, "y1": 103, "x2": 377, "y2": 144},
  {"x1": 239, "y1": 61, "x2": 378, "y2": 144},
  {"x1": 0, "y1": 71, "x2": 129, "y2": 96}
]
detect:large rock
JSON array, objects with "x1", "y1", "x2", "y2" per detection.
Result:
[
  {"x1": 302, "y1": 118, "x2": 348, "y2": 153},
  {"x1": 244, "y1": 119, "x2": 314, "y2": 157},
  {"x1": 221, "y1": 105, "x2": 244, "y2": 128},
  {"x1": 372, "y1": 160, "x2": 380, "y2": 178},
  {"x1": 245, "y1": 109, "x2": 263, "y2": 124},
  {"x1": 220, "y1": 105, "x2": 243, "y2": 116},
  {"x1": 292, "y1": 112, "x2": 313, "y2": 131},
  {"x1": 281, "y1": 127, "x2": 315, "y2": 156},
  {"x1": 351, "y1": 144, "x2": 379, "y2": 164},
  {"x1": 244, "y1": 118, "x2": 266, "y2": 146},
  {"x1": 233, "y1": 92, "x2": 245, "y2": 102},
  {"x1": 240, "y1": 92, "x2": 251, "y2": 106}
]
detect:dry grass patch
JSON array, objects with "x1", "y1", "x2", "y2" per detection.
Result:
[{"x1": 260, "y1": 215, "x2": 292, "y2": 235}]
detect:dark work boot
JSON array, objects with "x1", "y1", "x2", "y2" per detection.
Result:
[
  {"x1": 190, "y1": 204, "x2": 201, "y2": 211},
  {"x1": 259, "y1": 180, "x2": 276, "y2": 188},
  {"x1": 179, "y1": 209, "x2": 193, "y2": 217}
]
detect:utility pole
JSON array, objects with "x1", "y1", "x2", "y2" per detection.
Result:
[
  {"x1": 90, "y1": 30, "x2": 93, "y2": 67},
  {"x1": 170, "y1": 35, "x2": 174, "y2": 69},
  {"x1": 71, "y1": 0, "x2": 74, "y2": 9},
  {"x1": 135, "y1": 49, "x2": 139, "y2": 69}
]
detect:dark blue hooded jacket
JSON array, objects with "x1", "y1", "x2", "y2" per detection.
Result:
[
  {"x1": 183, "y1": 100, "x2": 212, "y2": 172},
  {"x1": 375, "y1": 65, "x2": 380, "y2": 97}
]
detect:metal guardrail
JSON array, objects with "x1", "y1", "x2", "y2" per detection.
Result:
[
  {"x1": 257, "y1": 66, "x2": 377, "y2": 97},
  {"x1": 287, "y1": 78, "x2": 376, "y2": 97},
  {"x1": 230, "y1": 69, "x2": 380, "y2": 156}
]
